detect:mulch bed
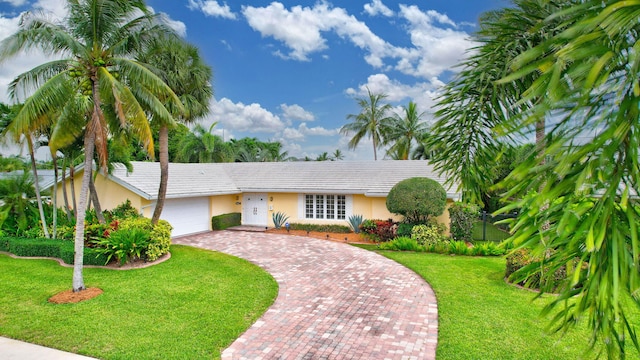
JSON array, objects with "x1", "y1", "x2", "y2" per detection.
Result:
[
  {"x1": 49, "y1": 287, "x2": 103, "y2": 304},
  {"x1": 265, "y1": 228, "x2": 376, "y2": 244}
]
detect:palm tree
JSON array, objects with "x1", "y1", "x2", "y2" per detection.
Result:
[
  {"x1": 0, "y1": 172, "x2": 38, "y2": 235},
  {"x1": 410, "y1": 133, "x2": 433, "y2": 160},
  {"x1": 496, "y1": 1, "x2": 640, "y2": 356},
  {"x1": 428, "y1": 0, "x2": 564, "y2": 204},
  {"x1": 331, "y1": 149, "x2": 344, "y2": 161},
  {"x1": 0, "y1": 0, "x2": 182, "y2": 292},
  {"x1": 315, "y1": 152, "x2": 330, "y2": 161},
  {"x1": 382, "y1": 101, "x2": 429, "y2": 160},
  {"x1": 341, "y1": 88, "x2": 393, "y2": 160},
  {"x1": 176, "y1": 123, "x2": 220, "y2": 163},
  {"x1": 137, "y1": 36, "x2": 213, "y2": 225}
]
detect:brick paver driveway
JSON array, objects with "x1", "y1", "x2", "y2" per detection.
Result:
[{"x1": 174, "y1": 231, "x2": 438, "y2": 360}]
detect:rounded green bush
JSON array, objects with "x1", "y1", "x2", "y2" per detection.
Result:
[{"x1": 386, "y1": 177, "x2": 447, "y2": 223}]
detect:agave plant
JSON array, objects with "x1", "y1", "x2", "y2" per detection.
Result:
[
  {"x1": 347, "y1": 214, "x2": 364, "y2": 234},
  {"x1": 272, "y1": 211, "x2": 289, "y2": 229}
]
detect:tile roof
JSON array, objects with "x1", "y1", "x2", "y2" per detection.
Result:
[{"x1": 107, "y1": 160, "x2": 460, "y2": 200}]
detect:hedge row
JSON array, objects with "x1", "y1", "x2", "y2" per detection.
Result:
[
  {"x1": 211, "y1": 212, "x2": 241, "y2": 230},
  {"x1": 0, "y1": 237, "x2": 109, "y2": 266}
]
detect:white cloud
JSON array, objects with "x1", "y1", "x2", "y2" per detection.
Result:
[
  {"x1": 159, "y1": 12, "x2": 187, "y2": 37},
  {"x1": 394, "y1": 5, "x2": 474, "y2": 78},
  {"x1": 345, "y1": 73, "x2": 442, "y2": 119},
  {"x1": 204, "y1": 97, "x2": 285, "y2": 133},
  {"x1": 188, "y1": 0, "x2": 237, "y2": 20},
  {"x1": 280, "y1": 103, "x2": 315, "y2": 122},
  {"x1": 242, "y1": 1, "x2": 392, "y2": 66},
  {"x1": 363, "y1": 0, "x2": 394, "y2": 17}
]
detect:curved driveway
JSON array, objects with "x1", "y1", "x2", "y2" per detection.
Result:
[{"x1": 174, "y1": 231, "x2": 438, "y2": 360}]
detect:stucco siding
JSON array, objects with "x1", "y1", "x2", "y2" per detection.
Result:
[
  {"x1": 211, "y1": 194, "x2": 242, "y2": 216},
  {"x1": 268, "y1": 193, "x2": 298, "y2": 227},
  {"x1": 55, "y1": 171, "x2": 145, "y2": 214}
]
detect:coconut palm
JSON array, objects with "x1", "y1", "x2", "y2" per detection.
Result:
[
  {"x1": 382, "y1": 101, "x2": 429, "y2": 160},
  {"x1": 496, "y1": 1, "x2": 640, "y2": 356},
  {"x1": 137, "y1": 36, "x2": 213, "y2": 224},
  {"x1": 0, "y1": 0, "x2": 182, "y2": 292},
  {"x1": 341, "y1": 88, "x2": 393, "y2": 160}
]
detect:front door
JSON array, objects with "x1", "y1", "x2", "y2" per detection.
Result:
[{"x1": 242, "y1": 193, "x2": 268, "y2": 226}]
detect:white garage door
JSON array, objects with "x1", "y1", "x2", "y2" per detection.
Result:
[{"x1": 160, "y1": 197, "x2": 210, "y2": 237}]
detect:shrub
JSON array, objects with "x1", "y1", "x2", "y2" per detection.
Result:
[
  {"x1": 360, "y1": 219, "x2": 396, "y2": 242},
  {"x1": 286, "y1": 223, "x2": 351, "y2": 233},
  {"x1": 9, "y1": 238, "x2": 63, "y2": 258},
  {"x1": 386, "y1": 177, "x2": 447, "y2": 223},
  {"x1": 411, "y1": 223, "x2": 447, "y2": 246},
  {"x1": 396, "y1": 223, "x2": 416, "y2": 238},
  {"x1": 505, "y1": 248, "x2": 567, "y2": 290},
  {"x1": 272, "y1": 211, "x2": 289, "y2": 229},
  {"x1": 147, "y1": 220, "x2": 172, "y2": 261},
  {"x1": 59, "y1": 245, "x2": 110, "y2": 266},
  {"x1": 93, "y1": 227, "x2": 151, "y2": 265},
  {"x1": 109, "y1": 199, "x2": 140, "y2": 220},
  {"x1": 449, "y1": 202, "x2": 480, "y2": 242},
  {"x1": 211, "y1": 212, "x2": 241, "y2": 230},
  {"x1": 378, "y1": 237, "x2": 426, "y2": 252},
  {"x1": 347, "y1": 215, "x2": 364, "y2": 233}
]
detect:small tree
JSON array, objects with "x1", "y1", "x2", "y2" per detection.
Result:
[
  {"x1": 386, "y1": 177, "x2": 446, "y2": 223},
  {"x1": 448, "y1": 202, "x2": 480, "y2": 242}
]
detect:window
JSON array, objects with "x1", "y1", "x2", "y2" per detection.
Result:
[{"x1": 304, "y1": 194, "x2": 346, "y2": 220}]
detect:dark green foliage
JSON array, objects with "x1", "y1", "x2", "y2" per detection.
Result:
[
  {"x1": 107, "y1": 199, "x2": 139, "y2": 220},
  {"x1": 449, "y1": 202, "x2": 480, "y2": 242},
  {"x1": 211, "y1": 212, "x2": 241, "y2": 230},
  {"x1": 386, "y1": 177, "x2": 446, "y2": 223},
  {"x1": 0, "y1": 237, "x2": 108, "y2": 265},
  {"x1": 92, "y1": 228, "x2": 150, "y2": 265},
  {"x1": 396, "y1": 223, "x2": 416, "y2": 237},
  {"x1": 9, "y1": 239, "x2": 62, "y2": 258},
  {"x1": 286, "y1": 223, "x2": 351, "y2": 233},
  {"x1": 378, "y1": 237, "x2": 426, "y2": 252}
]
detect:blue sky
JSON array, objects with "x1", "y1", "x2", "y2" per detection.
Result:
[{"x1": 0, "y1": 0, "x2": 508, "y2": 160}]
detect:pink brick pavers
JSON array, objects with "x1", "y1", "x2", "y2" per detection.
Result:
[{"x1": 174, "y1": 231, "x2": 438, "y2": 360}]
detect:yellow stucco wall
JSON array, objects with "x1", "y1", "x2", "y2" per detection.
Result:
[
  {"x1": 55, "y1": 170, "x2": 147, "y2": 214},
  {"x1": 266, "y1": 193, "x2": 298, "y2": 227},
  {"x1": 211, "y1": 194, "x2": 242, "y2": 216}
]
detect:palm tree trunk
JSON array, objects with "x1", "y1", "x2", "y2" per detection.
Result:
[
  {"x1": 60, "y1": 157, "x2": 73, "y2": 222},
  {"x1": 372, "y1": 137, "x2": 378, "y2": 161},
  {"x1": 73, "y1": 126, "x2": 95, "y2": 292},
  {"x1": 51, "y1": 153, "x2": 59, "y2": 239},
  {"x1": 69, "y1": 163, "x2": 78, "y2": 218},
  {"x1": 89, "y1": 174, "x2": 105, "y2": 224},
  {"x1": 26, "y1": 135, "x2": 50, "y2": 239},
  {"x1": 152, "y1": 125, "x2": 169, "y2": 225}
]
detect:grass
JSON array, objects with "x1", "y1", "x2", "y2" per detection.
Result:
[
  {"x1": 0, "y1": 245, "x2": 278, "y2": 359},
  {"x1": 472, "y1": 220, "x2": 511, "y2": 242},
  {"x1": 351, "y1": 246, "x2": 605, "y2": 359}
]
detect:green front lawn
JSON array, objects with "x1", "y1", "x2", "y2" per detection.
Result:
[
  {"x1": 361, "y1": 249, "x2": 600, "y2": 359},
  {"x1": 0, "y1": 245, "x2": 278, "y2": 359}
]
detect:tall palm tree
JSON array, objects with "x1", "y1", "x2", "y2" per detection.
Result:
[
  {"x1": 0, "y1": 0, "x2": 182, "y2": 292},
  {"x1": 497, "y1": 1, "x2": 640, "y2": 356},
  {"x1": 137, "y1": 36, "x2": 213, "y2": 225},
  {"x1": 341, "y1": 88, "x2": 393, "y2": 160},
  {"x1": 428, "y1": 0, "x2": 564, "y2": 204},
  {"x1": 382, "y1": 101, "x2": 429, "y2": 160}
]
